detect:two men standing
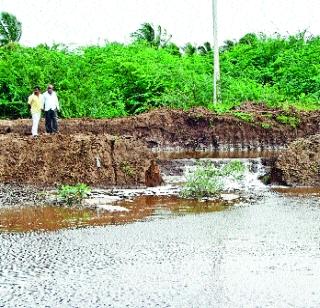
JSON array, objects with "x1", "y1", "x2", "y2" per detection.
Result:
[{"x1": 28, "y1": 84, "x2": 60, "y2": 137}]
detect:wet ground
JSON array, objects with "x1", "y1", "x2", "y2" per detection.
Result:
[
  {"x1": 1, "y1": 154, "x2": 320, "y2": 307},
  {"x1": 1, "y1": 190, "x2": 320, "y2": 307}
]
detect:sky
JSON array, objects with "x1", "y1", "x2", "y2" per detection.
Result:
[{"x1": 1, "y1": 0, "x2": 320, "y2": 47}]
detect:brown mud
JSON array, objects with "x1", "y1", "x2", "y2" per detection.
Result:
[{"x1": 0, "y1": 104, "x2": 319, "y2": 187}]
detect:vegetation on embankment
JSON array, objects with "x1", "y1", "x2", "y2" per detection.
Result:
[{"x1": 1, "y1": 32, "x2": 320, "y2": 119}]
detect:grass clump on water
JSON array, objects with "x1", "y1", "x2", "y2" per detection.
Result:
[{"x1": 180, "y1": 160, "x2": 245, "y2": 199}]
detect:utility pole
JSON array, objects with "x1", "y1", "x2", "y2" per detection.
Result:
[{"x1": 212, "y1": 0, "x2": 220, "y2": 105}]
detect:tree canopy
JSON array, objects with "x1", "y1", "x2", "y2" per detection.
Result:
[
  {"x1": 130, "y1": 22, "x2": 172, "y2": 48},
  {"x1": 0, "y1": 22, "x2": 319, "y2": 119},
  {"x1": 0, "y1": 12, "x2": 22, "y2": 46}
]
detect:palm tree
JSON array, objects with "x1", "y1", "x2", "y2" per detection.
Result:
[
  {"x1": 0, "y1": 12, "x2": 22, "y2": 45},
  {"x1": 221, "y1": 40, "x2": 235, "y2": 52},
  {"x1": 183, "y1": 43, "x2": 197, "y2": 56},
  {"x1": 198, "y1": 41, "x2": 212, "y2": 55},
  {"x1": 130, "y1": 22, "x2": 172, "y2": 48},
  {"x1": 239, "y1": 33, "x2": 258, "y2": 46}
]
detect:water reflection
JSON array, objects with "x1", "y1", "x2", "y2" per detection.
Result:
[
  {"x1": 0, "y1": 196, "x2": 232, "y2": 232},
  {"x1": 0, "y1": 202, "x2": 154, "y2": 232},
  {"x1": 154, "y1": 196, "x2": 230, "y2": 214}
]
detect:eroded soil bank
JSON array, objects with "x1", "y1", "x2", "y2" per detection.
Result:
[
  {"x1": 272, "y1": 134, "x2": 320, "y2": 186},
  {"x1": 1, "y1": 105, "x2": 320, "y2": 150},
  {"x1": 0, "y1": 105, "x2": 319, "y2": 188},
  {"x1": 0, "y1": 134, "x2": 162, "y2": 188}
]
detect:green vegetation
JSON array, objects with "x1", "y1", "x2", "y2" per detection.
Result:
[
  {"x1": 1, "y1": 23, "x2": 320, "y2": 119},
  {"x1": 180, "y1": 160, "x2": 246, "y2": 199},
  {"x1": 58, "y1": 183, "x2": 91, "y2": 206},
  {"x1": 0, "y1": 12, "x2": 22, "y2": 45},
  {"x1": 232, "y1": 112, "x2": 254, "y2": 123},
  {"x1": 130, "y1": 22, "x2": 172, "y2": 49},
  {"x1": 260, "y1": 122, "x2": 272, "y2": 129},
  {"x1": 275, "y1": 114, "x2": 300, "y2": 128},
  {"x1": 120, "y1": 161, "x2": 135, "y2": 177}
]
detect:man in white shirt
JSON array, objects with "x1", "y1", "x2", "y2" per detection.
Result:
[{"x1": 42, "y1": 84, "x2": 60, "y2": 133}]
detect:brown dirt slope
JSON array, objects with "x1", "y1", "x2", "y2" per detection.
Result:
[
  {"x1": 1, "y1": 105, "x2": 319, "y2": 150},
  {"x1": 0, "y1": 134, "x2": 162, "y2": 188},
  {"x1": 273, "y1": 134, "x2": 320, "y2": 186}
]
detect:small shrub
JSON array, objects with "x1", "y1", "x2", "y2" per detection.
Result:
[
  {"x1": 180, "y1": 162, "x2": 222, "y2": 199},
  {"x1": 58, "y1": 183, "x2": 91, "y2": 206},
  {"x1": 221, "y1": 160, "x2": 246, "y2": 179},
  {"x1": 180, "y1": 160, "x2": 245, "y2": 199},
  {"x1": 120, "y1": 162, "x2": 135, "y2": 177}
]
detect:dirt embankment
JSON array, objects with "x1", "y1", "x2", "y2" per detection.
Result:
[
  {"x1": 1, "y1": 105, "x2": 319, "y2": 150},
  {"x1": 0, "y1": 134, "x2": 162, "y2": 188},
  {"x1": 0, "y1": 105, "x2": 319, "y2": 188},
  {"x1": 271, "y1": 134, "x2": 320, "y2": 186}
]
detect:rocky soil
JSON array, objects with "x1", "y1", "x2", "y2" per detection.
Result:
[
  {"x1": 0, "y1": 184, "x2": 48, "y2": 207},
  {"x1": 0, "y1": 133, "x2": 162, "y2": 188},
  {"x1": 272, "y1": 134, "x2": 320, "y2": 186}
]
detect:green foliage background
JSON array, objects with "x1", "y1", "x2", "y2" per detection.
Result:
[{"x1": 1, "y1": 32, "x2": 320, "y2": 119}]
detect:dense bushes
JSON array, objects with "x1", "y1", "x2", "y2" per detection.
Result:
[{"x1": 0, "y1": 32, "x2": 319, "y2": 119}]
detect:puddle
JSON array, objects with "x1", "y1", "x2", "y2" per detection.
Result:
[
  {"x1": 120, "y1": 196, "x2": 231, "y2": 216},
  {"x1": 0, "y1": 196, "x2": 232, "y2": 232}
]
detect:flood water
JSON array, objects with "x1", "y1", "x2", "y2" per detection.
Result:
[{"x1": 1, "y1": 156, "x2": 320, "y2": 307}]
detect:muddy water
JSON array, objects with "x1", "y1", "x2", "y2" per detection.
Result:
[
  {"x1": 0, "y1": 197, "x2": 229, "y2": 232},
  {"x1": 1, "y1": 191, "x2": 320, "y2": 307}
]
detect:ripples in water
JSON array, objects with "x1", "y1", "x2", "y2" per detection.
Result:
[{"x1": 0, "y1": 192, "x2": 320, "y2": 307}]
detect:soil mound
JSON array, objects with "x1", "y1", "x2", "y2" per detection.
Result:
[
  {"x1": 273, "y1": 134, "x2": 320, "y2": 186},
  {"x1": 0, "y1": 134, "x2": 162, "y2": 188},
  {"x1": 1, "y1": 107, "x2": 319, "y2": 150}
]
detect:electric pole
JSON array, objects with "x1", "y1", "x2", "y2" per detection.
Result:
[{"x1": 212, "y1": 0, "x2": 220, "y2": 105}]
